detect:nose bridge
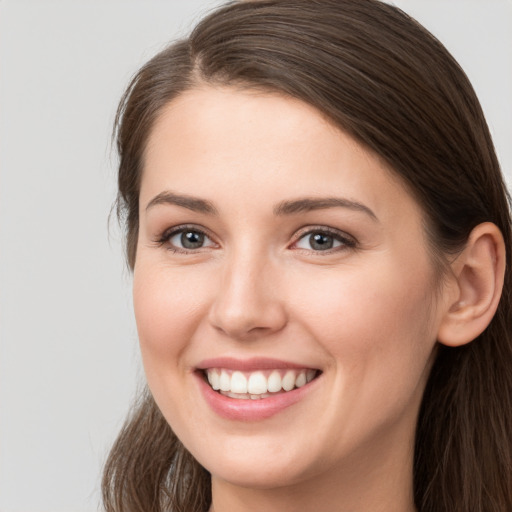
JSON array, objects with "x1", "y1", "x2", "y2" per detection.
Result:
[{"x1": 208, "y1": 244, "x2": 287, "y2": 339}]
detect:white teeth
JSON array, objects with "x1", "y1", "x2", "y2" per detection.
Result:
[
  {"x1": 295, "y1": 371, "x2": 307, "y2": 388},
  {"x1": 267, "y1": 370, "x2": 282, "y2": 393},
  {"x1": 207, "y1": 369, "x2": 220, "y2": 390},
  {"x1": 231, "y1": 371, "x2": 248, "y2": 393},
  {"x1": 247, "y1": 372, "x2": 267, "y2": 394},
  {"x1": 219, "y1": 370, "x2": 231, "y2": 392},
  {"x1": 205, "y1": 367, "x2": 319, "y2": 398},
  {"x1": 282, "y1": 370, "x2": 296, "y2": 391},
  {"x1": 224, "y1": 391, "x2": 250, "y2": 399}
]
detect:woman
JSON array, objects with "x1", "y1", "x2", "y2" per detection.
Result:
[{"x1": 102, "y1": 1, "x2": 512, "y2": 511}]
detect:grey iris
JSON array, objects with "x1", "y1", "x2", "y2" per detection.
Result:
[
  {"x1": 310, "y1": 232, "x2": 333, "y2": 250},
  {"x1": 181, "y1": 231, "x2": 204, "y2": 249}
]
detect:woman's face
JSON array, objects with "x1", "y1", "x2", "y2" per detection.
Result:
[{"x1": 134, "y1": 87, "x2": 445, "y2": 489}]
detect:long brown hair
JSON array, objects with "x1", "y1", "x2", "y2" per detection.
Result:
[{"x1": 103, "y1": 1, "x2": 512, "y2": 510}]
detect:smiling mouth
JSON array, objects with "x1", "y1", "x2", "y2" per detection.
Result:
[{"x1": 202, "y1": 368, "x2": 320, "y2": 400}]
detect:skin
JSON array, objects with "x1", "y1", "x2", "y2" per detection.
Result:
[{"x1": 134, "y1": 86, "x2": 455, "y2": 512}]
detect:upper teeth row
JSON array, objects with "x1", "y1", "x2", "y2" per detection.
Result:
[{"x1": 206, "y1": 368, "x2": 316, "y2": 395}]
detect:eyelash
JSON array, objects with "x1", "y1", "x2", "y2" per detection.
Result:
[
  {"x1": 155, "y1": 225, "x2": 357, "y2": 254},
  {"x1": 155, "y1": 224, "x2": 217, "y2": 254},
  {"x1": 291, "y1": 226, "x2": 357, "y2": 254}
]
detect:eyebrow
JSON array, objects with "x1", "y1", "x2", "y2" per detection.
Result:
[
  {"x1": 145, "y1": 191, "x2": 218, "y2": 215},
  {"x1": 145, "y1": 191, "x2": 377, "y2": 221},
  {"x1": 273, "y1": 197, "x2": 378, "y2": 221}
]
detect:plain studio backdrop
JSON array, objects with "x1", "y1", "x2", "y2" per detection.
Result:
[{"x1": 0, "y1": 1, "x2": 510, "y2": 511}]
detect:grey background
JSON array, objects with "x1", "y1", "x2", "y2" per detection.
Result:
[{"x1": 0, "y1": 1, "x2": 510, "y2": 511}]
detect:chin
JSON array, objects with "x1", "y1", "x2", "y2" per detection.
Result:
[
  {"x1": 207, "y1": 455, "x2": 311, "y2": 490},
  {"x1": 184, "y1": 429, "x2": 326, "y2": 490}
]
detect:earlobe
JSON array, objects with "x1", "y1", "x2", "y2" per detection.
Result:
[{"x1": 437, "y1": 222, "x2": 506, "y2": 347}]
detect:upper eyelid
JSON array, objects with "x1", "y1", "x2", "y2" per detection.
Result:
[
  {"x1": 161, "y1": 224, "x2": 214, "y2": 240},
  {"x1": 162, "y1": 227, "x2": 217, "y2": 257},
  {"x1": 155, "y1": 224, "x2": 218, "y2": 250},
  {"x1": 291, "y1": 225, "x2": 357, "y2": 242}
]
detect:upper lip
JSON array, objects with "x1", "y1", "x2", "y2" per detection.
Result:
[{"x1": 196, "y1": 357, "x2": 319, "y2": 372}]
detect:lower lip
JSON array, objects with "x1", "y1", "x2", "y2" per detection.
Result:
[{"x1": 195, "y1": 371, "x2": 318, "y2": 422}]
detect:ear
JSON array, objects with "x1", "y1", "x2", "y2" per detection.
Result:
[{"x1": 437, "y1": 222, "x2": 506, "y2": 347}]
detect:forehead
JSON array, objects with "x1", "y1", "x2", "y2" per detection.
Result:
[{"x1": 141, "y1": 86, "x2": 420, "y2": 223}]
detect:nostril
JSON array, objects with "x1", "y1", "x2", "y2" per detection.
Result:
[{"x1": 207, "y1": 275, "x2": 288, "y2": 340}]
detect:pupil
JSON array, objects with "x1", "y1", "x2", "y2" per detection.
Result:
[
  {"x1": 310, "y1": 233, "x2": 333, "y2": 250},
  {"x1": 181, "y1": 231, "x2": 204, "y2": 249}
]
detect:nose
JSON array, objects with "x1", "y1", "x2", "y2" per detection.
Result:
[{"x1": 208, "y1": 253, "x2": 288, "y2": 341}]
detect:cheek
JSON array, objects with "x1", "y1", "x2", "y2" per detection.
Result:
[
  {"x1": 132, "y1": 261, "x2": 218, "y2": 433},
  {"x1": 294, "y1": 259, "x2": 438, "y2": 398},
  {"x1": 133, "y1": 261, "x2": 213, "y2": 371}
]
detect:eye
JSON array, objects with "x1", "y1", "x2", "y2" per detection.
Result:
[
  {"x1": 159, "y1": 226, "x2": 216, "y2": 252},
  {"x1": 293, "y1": 228, "x2": 356, "y2": 252}
]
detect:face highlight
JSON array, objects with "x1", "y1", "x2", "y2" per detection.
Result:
[{"x1": 133, "y1": 86, "x2": 444, "y2": 494}]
